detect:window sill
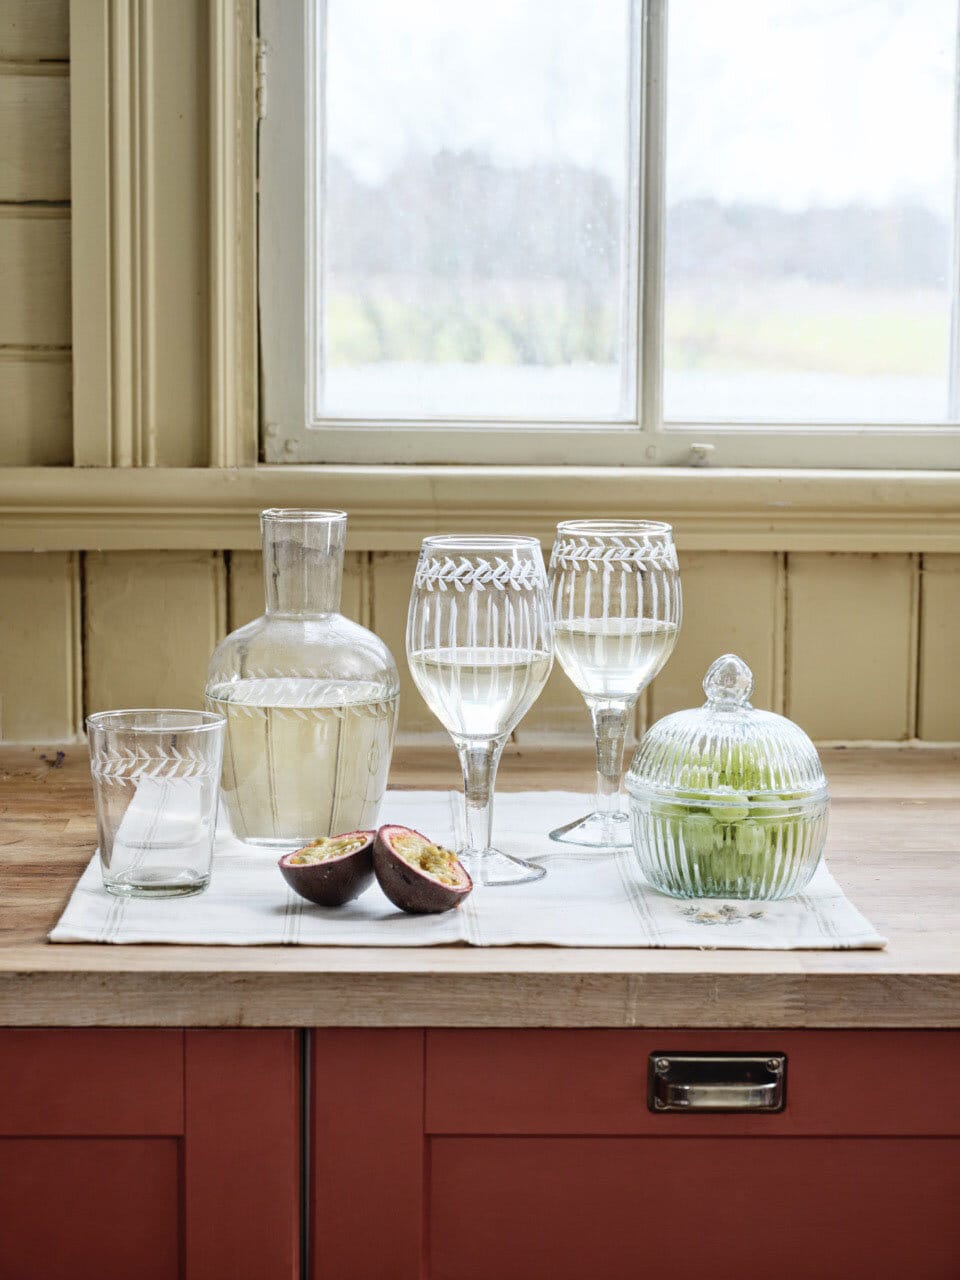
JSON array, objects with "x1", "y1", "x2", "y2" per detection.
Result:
[{"x1": 0, "y1": 465, "x2": 957, "y2": 552}]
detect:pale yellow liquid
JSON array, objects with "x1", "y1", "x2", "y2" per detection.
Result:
[
  {"x1": 554, "y1": 618, "x2": 678, "y2": 699},
  {"x1": 205, "y1": 678, "x2": 398, "y2": 845},
  {"x1": 408, "y1": 647, "x2": 552, "y2": 738}
]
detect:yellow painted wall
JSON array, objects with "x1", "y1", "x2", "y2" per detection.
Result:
[{"x1": 2, "y1": 548, "x2": 956, "y2": 743}]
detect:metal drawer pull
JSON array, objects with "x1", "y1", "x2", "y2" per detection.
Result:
[{"x1": 648, "y1": 1053, "x2": 786, "y2": 1113}]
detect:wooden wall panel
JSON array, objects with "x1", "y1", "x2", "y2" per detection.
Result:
[
  {"x1": 0, "y1": 209, "x2": 70, "y2": 345},
  {"x1": 0, "y1": 0, "x2": 69, "y2": 60},
  {"x1": 650, "y1": 552, "x2": 782, "y2": 722},
  {"x1": 371, "y1": 552, "x2": 435, "y2": 734},
  {"x1": 918, "y1": 555, "x2": 960, "y2": 742},
  {"x1": 84, "y1": 552, "x2": 227, "y2": 714},
  {"x1": 227, "y1": 550, "x2": 365, "y2": 631},
  {"x1": 142, "y1": 0, "x2": 208, "y2": 466},
  {"x1": 0, "y1": 552, "x2": 79, "y2": 740},
  {"x1": 787, "y1": 553, "x2": 917, "y2": 741},
  {"x1": 0, "y1": 71, "x2": 69, "y2": 201},
  {"x1": 0, "y1": 350, "x2": 71, "y2": 464}
]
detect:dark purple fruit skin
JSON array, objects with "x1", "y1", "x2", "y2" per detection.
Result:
[
  {"x1": 373, "y1": 825, "x2": 472, "y2": 915},
  {"x1": 278, "y1": 832, "x2": 375, "y2": 907}
]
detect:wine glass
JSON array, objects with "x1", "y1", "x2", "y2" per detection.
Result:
[
  {"x1": 407, "y1": 535, "x2": 554, "y2": 885},
  {"x1": 549, "y1": 519, "x2": 681, "y2": 848}
]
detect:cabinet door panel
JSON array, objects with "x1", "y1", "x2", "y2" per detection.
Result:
[
  {"x1": 0, "y1": 1029, "x2": 183, "y2": 1135},
  {"x1": 430, "y1": 1136, "x2": 960, "y2": 1280},
  {"x1": 0, "y1": 1137, "x2": 180, "y2": 1280}
]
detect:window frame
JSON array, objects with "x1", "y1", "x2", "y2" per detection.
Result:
[{"x1": 258, "y1": 0, "x2": 960, "y2": 469}]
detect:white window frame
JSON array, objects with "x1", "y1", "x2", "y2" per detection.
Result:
[{"x1": 259, "y1": 0, "x2": 960, "y2": 469}]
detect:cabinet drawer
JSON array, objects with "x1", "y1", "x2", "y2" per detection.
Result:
[{"x1": 426, "y1": 1029, "x2": 960, "y2": 1136}]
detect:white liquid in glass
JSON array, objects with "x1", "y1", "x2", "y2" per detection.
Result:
[
  {"x1": 205, "y1": 677, "x2": 397, "y2": 844},
  {"x1": 408, "y1": 646, "x2": 552, "y2": 738},
  {"x1": 554, "y1": 618, "x2": 678, "y2": 700}
]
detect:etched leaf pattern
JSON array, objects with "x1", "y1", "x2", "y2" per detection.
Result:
[
  {"x1": 550, "y1": 535, "x2": 679, "y2": 573},
  {"x1": 90, "y1": 745, "x2": 218, "y2": 781},
  {"x1": 414, "y1": 555, "x2": 544, "y2": 592}
]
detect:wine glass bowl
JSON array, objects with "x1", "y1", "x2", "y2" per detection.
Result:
[
  {"x1": 549, "y1": 519, "x2": 681, "y2": 848},
  {"x1": 407, "y1": 535, "x2": 554, "y2": 885}
]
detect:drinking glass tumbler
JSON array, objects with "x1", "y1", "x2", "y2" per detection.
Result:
[
  {"x1": 86, "y1": 709, "x2": 226, "y2": 898},
  {"x1": 407, "y1": 535, "x2": 554, "y2": 886},
  {"x1": 549, "y1": 520, "x2": 681, "y2": 849}
]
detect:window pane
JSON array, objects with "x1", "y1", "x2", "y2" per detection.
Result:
[
  {"x1": 317, "y1": 0, "x2": 636, "y2": 420},
  {"x1": 664, "y1": 0, "x2": 958, "y2": 423}
]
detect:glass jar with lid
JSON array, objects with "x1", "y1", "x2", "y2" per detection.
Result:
[
  {"x1": 204, "y1": 509, "x2": 399, "y2": 846},
  {"x1": 625, "y1": 654, "x2": 829, "y2": 899}
]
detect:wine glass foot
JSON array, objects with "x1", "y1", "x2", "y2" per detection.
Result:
[
  {"x1": 549, "y1": 809, "x2": 633, "y2": 849},
  {"x1": 459, "y1": 847, "x2": 547, "y2": 887}
]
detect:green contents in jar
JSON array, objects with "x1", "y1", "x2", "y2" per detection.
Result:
[{"x1": 638, "y1": 741, "x2": 825, "y2": 898}]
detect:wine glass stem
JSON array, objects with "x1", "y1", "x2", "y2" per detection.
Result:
[
  {"x1": 454, "y1": 735, "x2": 507, "y2": 856},
  {"x1": 588, "y1": 699, "x2": 631, "y2": 837}
]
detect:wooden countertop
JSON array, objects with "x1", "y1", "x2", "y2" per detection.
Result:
[{"x1": 1, "y1": 744, "x2": 958, "y2": 1028}]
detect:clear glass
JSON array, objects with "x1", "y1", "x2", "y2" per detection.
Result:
[
  {"x1": 549, "y1": 520, "x2": 681, "y2": 849},
  {"x1": 664, "y1": 0, "x2": 958, "y2": 423},
  {"x1": 86, "y1": 709, "x2": 225, "y2": 898},
  {"x1": 205, "y1": 510, "x2": 399, "y2": 847},
  {"x1": 407, "y1": 535, "x2": 554, "y2": 885},
  {"x1": 627, "y1": 654, "x2": 830, "y2": 899},
  {"x1": 319, "y1": 0, "x2": 636, "y2": 420}
]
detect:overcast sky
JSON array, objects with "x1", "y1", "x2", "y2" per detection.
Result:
[{"x1": 324, "y1": 0, "x2": 956, "y2": 216}]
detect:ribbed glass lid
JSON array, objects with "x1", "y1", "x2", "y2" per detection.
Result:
[{"x1": 627, "y1": 654, "x2": 828, "y2": 803}]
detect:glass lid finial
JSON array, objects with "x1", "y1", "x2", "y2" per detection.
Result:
[{"x1": 703, "y1": 653, "x2": 754, "y2": 707}]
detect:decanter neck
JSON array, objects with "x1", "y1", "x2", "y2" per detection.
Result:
[{"x1": 261, "y1": 509, "x2": 346, "y2": 616}]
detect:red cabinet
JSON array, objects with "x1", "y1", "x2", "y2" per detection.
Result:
[
  {"x1": 312, "y1": 1029, "x2": 960, "y2": 1280},
  {"x1": 4, "y1": 1026, "x2": 959, "y2": 1279},
  {"x1": 0, "y1": 1029, "x2": 300, "y2": 1280}
]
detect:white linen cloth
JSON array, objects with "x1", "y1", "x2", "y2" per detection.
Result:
[{"x1": 50, "y1": 790, "x2": 885, "y2": 949}]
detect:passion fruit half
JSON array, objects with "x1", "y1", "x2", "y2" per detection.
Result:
[
  {"x1": 278, "y1": 830, "x2": 376, "y2": 907},
  {"x1": 374, "y1": 825, "x2": 473, "y2": 914}
]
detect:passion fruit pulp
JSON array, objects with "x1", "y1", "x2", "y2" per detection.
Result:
[
  {"x1": 374, "y1": 825, "x2": 473, "y2": 915},
  {"x1": 278, "y1": 830, "x2": 376, "y2": 907}
]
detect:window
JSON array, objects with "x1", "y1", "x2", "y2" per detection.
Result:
[{"x1": 260, "y1": 0, "x2": 960, "y2": 467}]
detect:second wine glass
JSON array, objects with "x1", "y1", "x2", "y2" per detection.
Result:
[
  {"x1": 407, "y1": 535, "x2": 554, "y2": 885},
  {"x1": 549, "y1": 519, "x2": 681, "y2": 848}
]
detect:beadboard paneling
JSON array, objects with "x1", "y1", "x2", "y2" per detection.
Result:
[
  {"x1": 918, "y1": 555, "x2": 960, "y2": 742},
  {"x1": 84, "y1": 552, "x2": 226, "y2": 715},
  {"x1": 650, "y1": 552, "x2": 783, "y2": 722},
  {"x1": 371, "y1": 552, "x2": 433, "y2": 734},
  {"x1": 0, "y1": 0, "x2": 69, "y2": 60},
  {"x1": 0, "y1": 351, "x2": 71, "y2": 464},
  {"x1": 0, "y1": 552, "x2": 79, "y2": 740},
  {"x1": 787, "y1": 553, "x2": 917, "y2": 741},
  {"x1": 0, "y1": 71, "x2": 69, "y2": 202},
  {"x1": 0, "y1": 209, "x2": 70, "y2": 345},
  {"x1": 227, "y1": 551, "x2": 365, "y2": 632}
]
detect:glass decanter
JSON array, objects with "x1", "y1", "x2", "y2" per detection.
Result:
[{"x1": 205, "y1": 509, "x2": 399, "y2": 846}]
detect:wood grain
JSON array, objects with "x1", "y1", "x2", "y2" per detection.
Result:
[
  {"x1": 0, "y1": 208, "x2": 70, "y2": 345},
  {"x1": 0, "y1": 745, "x2": 957, "y2": 1027},
  {"x1": 0, "y1": 0, "x2": 69, "y2": 60},
  {"x1": 84, "y1": 551, "x2": 226, "y2": 714},
  {"x1": 0, "y1": 350, "x2": 71, "y2": 465},
  {"x1": 787, "y1": 552, "x2": 918, "y2": 740},
  {"x1": 0, "y1": 552, "x2": 79, "y2": 740},
  {"x1": 0, "y1": 70, "x2": 69, "y2": 202},
  {"x1": 918, "y1": 554, "x2": 960, "y2": 742},
  {"x1": 650, "y1": 550, "x2": 783, "y2": 719}
]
